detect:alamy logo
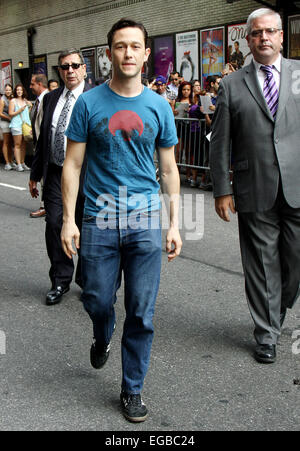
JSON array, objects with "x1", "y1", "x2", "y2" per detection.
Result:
[
  {"x1": 0, "y1": 330, "x2": 6, "y2": 355},
  {"x1": 292, "y1": 70, "x2": 300, "y2": 95}
]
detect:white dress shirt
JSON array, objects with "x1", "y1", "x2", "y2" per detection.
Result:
[
  {"x1": 51, "y1": 80, "x2": 85, "y2": 157},
  {"x1": 253, "y1": 54, "x2": 281, "y2": 94}
]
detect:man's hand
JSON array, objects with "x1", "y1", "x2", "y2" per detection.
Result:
[
  {"x1": 29, "y1": 180, "x2": 39, "y2": 198},
  {"x1": 61, "y1": 221, "x2": 80, "y2": 259},
  {"x1": 166, "y1": 226, "x2": 182, "y2": 262},
  {"x1": 215, "y1": 195, "x2": 236, "y2": 222}
]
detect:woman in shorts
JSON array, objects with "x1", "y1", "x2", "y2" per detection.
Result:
[{"x1": 8, "y1": 84, "x2": 32, "y2": 172}]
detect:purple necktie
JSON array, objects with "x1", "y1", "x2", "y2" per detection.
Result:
[{"x1": 260, "y1": 65, "x2": 279, "y2": 118}]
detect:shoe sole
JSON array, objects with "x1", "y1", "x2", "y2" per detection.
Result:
[
  {"x1": 254, "y1": 355, "x2": 276, "y2": 364},
  {"x1": 123, "y1": 412, "x2": 148, "y2": 423}
]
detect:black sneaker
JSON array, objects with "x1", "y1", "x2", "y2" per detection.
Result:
[
  {"x1": 90, "y1": 341, "x2": 110, "y2": 369},
  {"x1": 120, "y1": 391, "x2": 148, "y2": 422}
]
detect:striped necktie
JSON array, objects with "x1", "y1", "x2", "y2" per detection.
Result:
[{"x1": 260, "y1": 65, "x2": 279, "y2": 118}]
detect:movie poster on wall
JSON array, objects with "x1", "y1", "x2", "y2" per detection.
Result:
[
  {"x1": 200, "y1": 27, "x2": 224, "y2": 89},
  {"x1": 153, "y1": 35, "x2": 174, "y2": 80},
  {"x1": 227, "y1": 23, "x2": 252, "y2": 69},
  {"x1": 288, "y1": 15, "x2": 300, "y2": 59},
  {"x1": 176, "y1": 31, "x2": 199, "y2": 82},
  {"x1": 33, "y1": 55, "x2": 48, "y2": 75},
  {"x1": 97, "y1": 45, "x2": 112, "y2": 81},
  {"x1": 82, "y1": 47, "x2": 96, "y2": 87},
  {"x1": 0, "y1": 60, "x2": 12, "y2": 93}
]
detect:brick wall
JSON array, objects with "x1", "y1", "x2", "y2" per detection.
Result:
[{"x1": 0, "y1": 0, "x2": 277, "y2": 83}]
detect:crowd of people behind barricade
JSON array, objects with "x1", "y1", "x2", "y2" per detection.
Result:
[{"x1": 143, "y1": 64, "x2": 235, "y2": 190}]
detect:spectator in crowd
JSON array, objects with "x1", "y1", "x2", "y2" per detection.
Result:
[
  {"x1": 61, "y1": 18, "x2": 181, "y2": 423},
  {"x1": 167, "y1": 71, "x2": 181, "y2": 100},
  {"x1": 210, "y1": 8, "x2": 300, "y2": 364},
  {"x1": 48, "y1": 79, "x2": 59, "y2": 91},
  {"x1": 188, "y1": 91, "x2": 211, "y2": 187},
  {"x1": 206, "y1": 75, "x2": 222, "y2": 112},
  {"x1": 29, "y1": 73, "x2": 49, "y2": 218},
  {"x1": 29, "y1": 49, "x2": 90, "y2": 306},
  {"x1": 155, "y1": 75, "x2": 169, "y2": 100},
  {"x1": 8, "y1": 84, "x2": 32, "y2": 172},
  {"x1": 172, "y1": 81, "x2": 193, "y2": 170},
  {"x1": 0, "y1": 83, "x2": 14, "y2": 170}
]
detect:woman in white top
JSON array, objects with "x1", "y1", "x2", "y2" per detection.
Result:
[
  {"x1": 8, "y1": 84, "x2": 32, "y2": 172},
  {"x1": 0, "y1": 84, "x2": 14, "y2": 170}
]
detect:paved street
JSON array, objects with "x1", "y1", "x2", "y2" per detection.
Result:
[{"x1": 0, "y1": 164, "x2": 299, "y2": 431}]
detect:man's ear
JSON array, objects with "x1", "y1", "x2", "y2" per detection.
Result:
[{"x1": 144, "y1": 47, "x2": 151, "y2": 63}]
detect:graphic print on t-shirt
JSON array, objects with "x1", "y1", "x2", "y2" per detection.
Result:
[
  {"x1": 109, "y1": 110, "x2": 144, "y2": 142},
  {"x1": 91, "y1": 111, "x2": 154, "y2": 171}
]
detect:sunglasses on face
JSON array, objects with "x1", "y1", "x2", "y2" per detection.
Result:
[{"x1": 59, "y1": 63, "x2": 83, "y2": 70}]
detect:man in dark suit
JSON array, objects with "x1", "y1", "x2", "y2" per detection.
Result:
[
  {"x1": 210, "y1": 8, "x2": 300, "y2": 363},
  {"x1": 29, "y1": 49, "x2": 90, "y2": 306},
  {"x1": 29, "y1": 73, "x2": 48, "y2": 219}
]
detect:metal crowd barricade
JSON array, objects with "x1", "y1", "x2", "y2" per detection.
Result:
[{"x1": 154, "y1": 118, "x2": 209, "y2": 171}]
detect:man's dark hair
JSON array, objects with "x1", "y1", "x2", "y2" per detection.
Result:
[
  {"x1": 32, "y1": 73, "x2": 48, "y2": 88},
  {"x1": 107, "y1": 18, "x2": 148, "y2": 50},
  {"x1": 206, "y1": 75, "x2": 220, "y2": 86}
]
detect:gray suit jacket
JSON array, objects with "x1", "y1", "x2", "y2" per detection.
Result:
[{"x1": 210, "y1": 57, "x2": 300, "y2": 212}]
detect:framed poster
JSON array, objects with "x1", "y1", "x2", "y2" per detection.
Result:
[
  {"x1": 288, "y1": 15, "x2": 300, "y2": 60},
  {"x1": 176, "y1": 31, "x2": 199, "y2": 82},
  {"x1": 0, "y1": 60, "x2": 12, "y2": 93},
  {"x1": 96, "y1": 45, "x2": 112, "y2": 81},
  {"x1": 227, "y1": 23, "x2": 252, "y2": 69},
  {"x1": 33, "y1": 54, "x2": 48, "y2": 75},
  {"x1": 200, "y1": 27, "x2": 224, "y2": 89},
  {"x1": 153, "y1": 35, "x2": 174, "y2": 80},
  {"x1": 82, "y1": 47, "x2": 96, "y2": 87}
]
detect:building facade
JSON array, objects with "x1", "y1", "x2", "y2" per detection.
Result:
[{"x1": 0, "y1": 0, "x2": 299, "y2": 94}]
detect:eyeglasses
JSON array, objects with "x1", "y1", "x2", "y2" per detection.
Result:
[
  {"x1": 59, "y1": 63, "x2": 83, "y2": 70},
  {"x1": 249, "y1": 28, "x2": 281, "y2": 38}
]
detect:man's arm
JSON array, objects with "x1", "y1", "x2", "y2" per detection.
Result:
[
  {"x1": 158, "y1": 146, "x2": 182, "y2": 261},
  {"x1": 61, "y1": 139, "x2": 86, "y2": 259},
  {"x1": 210, "y1": 79, "x2": 236, "y2": 222}
]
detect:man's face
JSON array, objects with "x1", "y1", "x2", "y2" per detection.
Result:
[
  {"x1": 49, "y1": 81, "x2": 59, "y2": 91},
  {"x1": 171, "y1": 74, "x2": 180, "y2": 86},
  {"x1": 246, "y1": 14, "x2": 283, "y2": 65},
  {"x1": 30, "y1": 76, "x2": 42, "y2": 96},
  {"x1": 58, "y1": 53, "x2": 87, "y2": 90},
  {"x1": 156, "y1": 83, "x2": 166, "y2": 94},
  {"x1": 107, "y1": 27, "x2": 150, "y2": 81}
]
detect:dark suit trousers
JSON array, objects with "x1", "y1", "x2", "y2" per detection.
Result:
[
  {"x1": 43, "y1": 164, "x2": 84, "y2": 289},
  {"x1": 238, "y1": 183, "x2": 300, "y2": 345}
]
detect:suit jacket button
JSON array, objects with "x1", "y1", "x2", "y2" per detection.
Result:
[{"x1": 274, "y1": 138, "x2": 279, "y2": 143}]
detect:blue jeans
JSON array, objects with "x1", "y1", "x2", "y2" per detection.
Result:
[{"x1": 81, "y1": 212, "x2": 162, "y2": 394}]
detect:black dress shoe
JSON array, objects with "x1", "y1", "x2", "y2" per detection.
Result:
[
  {"x1": 254, "y1": 344, "x2": 276, "y2": 364},
  {"x1": 46, "y1": 286, "x2": 70, "y2": 306}
]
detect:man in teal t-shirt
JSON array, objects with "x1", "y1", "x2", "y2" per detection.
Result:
[{"x1": 61, "y1": 18, "x2": 182, "y2": 423}]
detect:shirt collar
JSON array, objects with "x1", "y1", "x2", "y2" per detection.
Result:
[
  {"x1": 38, "y1": 89, "x2": 48, "y2": 103},
  {"x1": 253, "y1": 54, "x2": 282, "y2": 73},
  {"x1": 63, "y1": 80, "x2": 85, "y2": 99}
]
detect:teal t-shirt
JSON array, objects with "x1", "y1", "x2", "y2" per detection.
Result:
[{"x1": 66, "y1": 83, "x2": 178, "y2": 218}]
